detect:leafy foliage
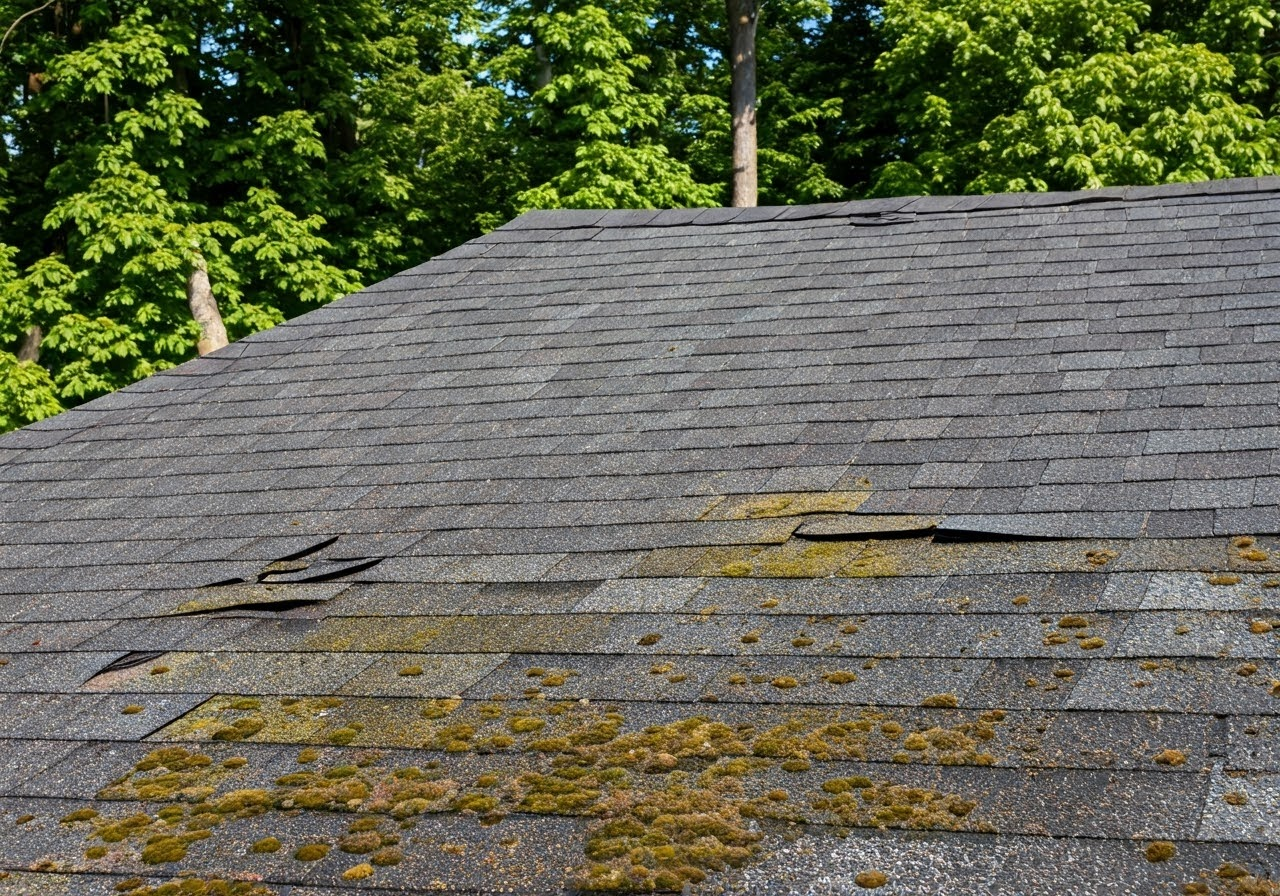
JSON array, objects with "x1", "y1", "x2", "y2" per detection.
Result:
[{"x1": 871, "y1": 0, "x2": 1280, "y2": 194}]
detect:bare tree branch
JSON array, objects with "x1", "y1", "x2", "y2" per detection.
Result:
[{"x1": 0, "y1": 0, "x2": 58, "y2": 57}]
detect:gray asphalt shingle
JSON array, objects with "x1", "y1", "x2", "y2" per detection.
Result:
[{"x1": 0, "y1": 179, "x2": 1278, "y2": 894}]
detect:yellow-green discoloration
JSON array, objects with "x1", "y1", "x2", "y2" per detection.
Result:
[{"x1": 703, "y1": 491, "x2": 872, "y2": 521}]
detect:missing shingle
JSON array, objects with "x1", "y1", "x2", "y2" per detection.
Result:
[
  {"x1": 274, "y1": 534, "x2": 343, "y2": 563},
  {"x1": 200, "y1": 535, "x2": 379, "y2": 589},
  {"x1": 793, "y1": 515, "x2": 1058, "y2": 544},
  {"x1": 796, "y1": 525, "x2": 937, "y2": 542},
  {"x1": 258, "y1": 557, "x2": 383, "y2": 584},
  {"x1": 846, "y1": 212, "x2": 917, "y2": 227},
  {"x1": 170, "y1": 596, "x2": 326, "y2": 617},
  {"x1": 930, "y1": 528, "x2": 1059, "y2": 544},
  {"x1": 83, "y1": 650, "x2": 175, "y2": 691},
  {"x1": 94, "y1": 651, "x2": 168, "y2": 675}
]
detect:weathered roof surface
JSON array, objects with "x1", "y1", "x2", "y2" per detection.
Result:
[{"x1": 0, "y1": 178, "x2": 1279, "y2": 895}]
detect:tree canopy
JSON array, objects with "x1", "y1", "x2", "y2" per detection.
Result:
[{"x1": 1, "y1": 0, "x2": 1278, "y2": 430}]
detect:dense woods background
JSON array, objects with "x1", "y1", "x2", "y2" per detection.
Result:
[{"x1": 1, "y1": 0, "x2": 1278, "y2": 429}]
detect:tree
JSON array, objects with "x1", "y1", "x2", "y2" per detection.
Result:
[
  {"x1": 0, "y1": 0, "x2": 509, "y2": 428},
  {"x1": 870, "y1": 0, "x2": 1280, "y2": 195},
  {"x1": 727, "y1": 0, "x2": 758, "y2": 206},
  {"x1": 486, "y1": 0, "x2": 719, "y2": 211}
]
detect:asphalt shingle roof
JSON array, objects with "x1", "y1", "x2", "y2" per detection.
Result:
[{"x1": 0, "y1": 178, "x2": 1279, "y2": 895}]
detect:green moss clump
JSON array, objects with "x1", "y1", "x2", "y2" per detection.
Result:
[
  {"x1": 228, "y1": 698, "x2": 260, "y2": 710},
  {"x1": 294, "y1": 843, "x2": 329, "y2": 861},
  {"x1": 921, "y1": 693, "x2": 958, "y2": 708},
  {"x1": 121, "y1": 705, "x2": 144, "y2": 715},
  {"x1": 452, "y1": 793, "x2": 500, "y2": 814},
  {"x1": 140, "y1": 836, "x2": 189, "y2": 864},
  {"x1": 823, "y1": 671, "x2": 857, "y2": 685},
  {"x1": 371, "y1": 846, "x2": 403, "y2": 866},
  {"x1": 398, "y1": 666, "x2": 423, "y2": 677},
  {"x1": 510, "y1": 716, "x2": 546, "y2": 734},
  {"x1": 338, "y1": 831, "x2": 382, "y2": 854},
  {"x1": 212, "y1": 716, "x2": 265, "y2": 741},
  {"x1": 61, "y1": 808, "x2": 99, "y2": 823},
  {"x1": 1145, "y1": 841, "x2": 1176, "y2": 862},
  {"x1": 343, "y1": 863, "x2": 374, "y2": 880},
  {"x1": 213, "y1": 789, "x2": 271, "y2": 816},
  {"x1": 771, "y1": 676, "x2": 799, "y2": 689},
  {"x1": 250, "y1": 837, "x2": 281, "y2": 854},
  {"x1": 822, "y1": 777, "x2": 873, "y2": 794},
  {"x1": 637, "y1": 633, "x2": 662, "y2": 646},
  {"x1": 84, "y1": 846, "x2": 108, "y2": 859},
  {"x1": 222, "y1": 757, "x2": 248, "y2": 769},
  {"x1": 854, "y1": 869, "x2": 888, "y2": 888},
  {"x1": 329, "y1": 727, "x2": 359, "y2": 746}
]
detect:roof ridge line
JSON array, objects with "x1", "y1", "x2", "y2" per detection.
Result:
[{"x1": 493, "y1": 176, "x2": 1280, "y2": 235}]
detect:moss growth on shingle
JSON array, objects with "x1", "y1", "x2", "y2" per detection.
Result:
[
  {"x1": 293, "y1": 843, "x2": 329, "y2": 861},
  {"x1": 61, "y1": 808, "x2": 99, "y2": 823},
  {"x1": 68, "y1": 692, "x2": 1016, "y2": 891},
  {"x1": 854, "y1": 870, "x2": 888, "y2": 888},
  {"x1": 140, "y1": 834, "x2": 199, "y2": 864},
  {"x1": 112, "y1": 878, "x2": 273, "y2": 896}
]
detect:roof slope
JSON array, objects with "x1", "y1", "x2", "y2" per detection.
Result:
[{"x1": 0, "y1": 178, "x2": 1278, "y2": 895}]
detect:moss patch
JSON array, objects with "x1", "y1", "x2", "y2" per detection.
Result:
[
  {"x1": 77, "y1": 700, "x2": 1012, "y2": 892},
  {"x1": 854, "y1": 870, "x2": 888, "y2": 889},
  {"x1": 250, "y1": 837, "x2": 281, "y2": 854},
  {"x1": 1153, "y1": 749, "x2": 1187, "y2": 767},
  {"x1": 294, "y1": 843, "x2": 329, "y2": 861}
]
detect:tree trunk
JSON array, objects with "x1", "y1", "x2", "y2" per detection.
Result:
[
  {"x1": 727, "y1": 0, "x2": 758, "y2": 208},
  {"x1": 187, "y1": 253, "x2": 228, "y2": 356},
  {"x1": 534, "y1": 43, "x2": 553, "y2": 90},
  {"x1": 16, "y1": 326, "x2": 41, "y2": 363}
]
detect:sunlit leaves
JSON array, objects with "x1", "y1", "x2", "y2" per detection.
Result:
[{"x1": 872, "y1": 0, "x2": 1280, "y2": 194}]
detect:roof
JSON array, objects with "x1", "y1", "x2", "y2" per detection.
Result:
[{"x1": 0, "y1": 177, "x2": 1278, "y2": 895}]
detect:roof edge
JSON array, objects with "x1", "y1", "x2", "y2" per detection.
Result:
[{"x1": 490, "y1": 176, "x2": 1280, "y2": 233}]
